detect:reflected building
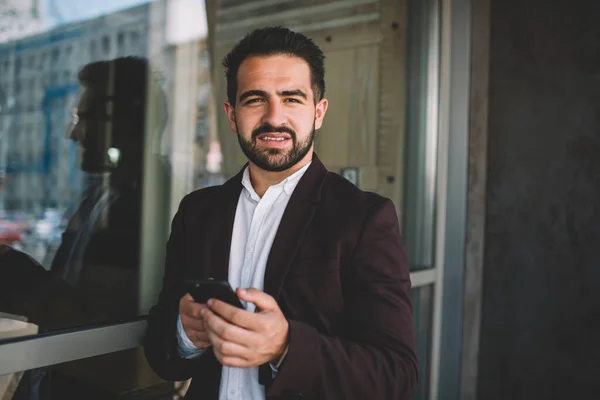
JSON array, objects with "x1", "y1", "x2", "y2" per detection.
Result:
[
  {"x1": 0, "y1": 1, "x2": 45, "y2": 43},
  {"x1": 0, "y1": 0, "x2": 220, "y2": 326},
  {"x1": 0, "y1": 2, "x2": 219, "y2": 260},
  {"x1": 2, "y1": 54, "x2": 169, "y2": 330},
  {"x1": 0, "y1": 3, "x2": 151, "y2": 218}
]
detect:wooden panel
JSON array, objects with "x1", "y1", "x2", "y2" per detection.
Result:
[
  {"x1": 316, "y1": 48, "x2": 352, "y2": 167},
  {"x1": 308, "y1": 22, "x2": 381, "y2": 54},
  {"x1": 219, "y1": 0, "x2": 377, "y2": 23},
  {"x1": 377, "y1": 0, "x2": 408, "y2": 213},
  {"x1": 216, "y1": 0, "x2": 380, "y2": 46},
  {"x1": 316, "y1": 44, "x2": 379, "y2": 171},
  {"x1": 349, "y1": 45, "x2": 379, "y2": 167}
]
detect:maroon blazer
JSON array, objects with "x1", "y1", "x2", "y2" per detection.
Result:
[{"x1": 143, "y1": 154, "x2": 417, "y2": 399}]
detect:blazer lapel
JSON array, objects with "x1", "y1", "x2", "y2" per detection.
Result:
[
  {"x1": 203, "y1": 166, "x2": 245, "y2": 282},
  {"x1": 262, "y1": 154, "x2": 328, "y2": 300}
]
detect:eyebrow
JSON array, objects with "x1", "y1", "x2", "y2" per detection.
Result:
[
  {"x1": 239, "y1": 90, "x2": 268, "y2": 103},
  {"x1": 278, "y1": 89, "x2": 307, "y2": 99},
  {"x1": 238, "y1": 89, "x2": 308, "y2": 103}
]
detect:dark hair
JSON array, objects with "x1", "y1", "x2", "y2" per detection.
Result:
[
  {"x1": 78, "y1": 57, "x2": 149, "y2": 116},
  {"x1": 77, "y1": 56, "x2": 168, "y2": 136},
  {"x1": 223, "y1": 26, "x2": 325, "y2": 106}
]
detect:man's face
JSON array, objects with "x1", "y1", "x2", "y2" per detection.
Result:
[
  {"x1": 69, "y1": 87, "x2": 112, "y2": 173},
  {"x1": 224, "y1": 55, "x2": 328, "y2": 172}
]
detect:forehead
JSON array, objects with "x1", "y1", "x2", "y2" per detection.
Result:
[
  {"x1": 236, "y1": 55, "x2": 312, "y2": 93},
  {"x1": 76, "y1": 87, "x2": 94, "y2": 110}
]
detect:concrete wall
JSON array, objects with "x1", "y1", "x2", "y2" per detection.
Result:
[{"x1": 477, "y1": 0, "x2": 600, "y2": 398}]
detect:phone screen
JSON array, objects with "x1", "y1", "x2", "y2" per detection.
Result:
[{"x1": 186, "y1": 280, "x2": 244, "y2": 309}]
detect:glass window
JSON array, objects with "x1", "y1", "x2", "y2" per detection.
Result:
[
  {"x1": 403, "y1": 0, "x2": 441, "y2": 271},
  {"x1": 1, "y1": 0, "x2": 175, "y2": 338},
  {"x1": 411, "y1": 284, "x2": 434, "y2": 400}
]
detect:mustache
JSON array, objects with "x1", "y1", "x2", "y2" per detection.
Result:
[{"x1": 252, "y1": 123, "x2": 296, "y2": 139}]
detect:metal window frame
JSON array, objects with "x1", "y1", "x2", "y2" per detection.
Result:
[
  {"x1": 0, "y1": 270, "x2": 433, "y2": 377},
  {"x1": 0, "y1": 320, "x2": 147, "y2": 375},
  {"x1": 403, "y1": 0, "x2": 441, "y2": 271},
  {"x1": 429, "y1": 0, "x2": 472, "y2": 399},
  {"x1": 403, "y1": 0, "x2": 471, "y2": 398}
]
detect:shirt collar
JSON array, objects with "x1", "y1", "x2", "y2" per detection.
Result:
[{"x1": 241, "y1": 162, "x2": 312, "y2": 200}]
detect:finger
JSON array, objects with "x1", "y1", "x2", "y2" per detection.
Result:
[
  {"x1": 219, "y1": 356, "x2": 252, "y2": 368},
  {"x1": 181, "y1": 316, "x2": 206, "y2": 332},
  {"x1": 207, "y1": 299, "x2": 259, "y2": 330},
  {"x1": 236, "y1": 288, "x2": 279, "y2": 312},
  {"x1": 207, "y1": 330, "x2": 249, "y2": 358},
  {"x1": 211, "y1": 335, "x2": 251, "y2": 368},
  {"x1": 188, "y1": 327, "x2": 210, "y2": 342},
  {"x1": 183, "y1": 320, "x2": 209, "y2": 340},
  {"x1": 181, "y1": 309, "x2": 209, "y2": 329},
  {"x1": 192, "y1": 338, "x2": 211, "y2": 349},
  {"x1": 182, "y1": 326, "x2": 210, "y2": 348},
  {"x1": 190, "y1": 303, "x2": 210, "y2": 319},
  {"x1": 212, "y1": 348, "x2": 251, "y2": 368},
  {"x1": 179, "y1": 293, "x2": 195, "y2": 314},
  {"x1": 180, "y1": 293, "x2": 203, "y2": 310},
  {"x1": 181, "y1": 303, "x2": 209, "y2": 320},
  {"x1": 192, "y1": 334, "x2": 212, "y2": 349},
  {"x1": 202, "y1": 308, "x2": 254, "y2": 347}
]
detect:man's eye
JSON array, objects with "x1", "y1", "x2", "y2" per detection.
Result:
[
  {"x1": 245, "y1": 98, "x2": 263, "y2": 105},
  {"x1": 285, "y1": 98, "x2": 301, "y2": 103}
]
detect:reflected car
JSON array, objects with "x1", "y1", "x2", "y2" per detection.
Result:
[{"x1": 0, "y1": 221, "x2": 26, "y2": 245}]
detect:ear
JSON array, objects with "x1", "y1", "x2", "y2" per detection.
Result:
[
  {"x1": 314, "y1": 98, "x2": 328, "y2": 130},
  {"x1": 224, "y1": 102, "x2": 237, "y2": 133}
]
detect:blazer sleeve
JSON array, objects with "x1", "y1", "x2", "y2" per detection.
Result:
[
  {"x1": 266, "y1": 198, "x2": 418, "y2": 400},
  {"x1": 143, "y1": 195, "x2": 215, "y2": 381}
]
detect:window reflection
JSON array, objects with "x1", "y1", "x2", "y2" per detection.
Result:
[
  {"x1": 0, "y1": 0, "x2": 178, "y2": 336},
  {"x1": 1, "y1": 56, "x2": 168, "y2": 332}
]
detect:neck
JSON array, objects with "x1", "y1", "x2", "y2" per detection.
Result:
[{"x1": 248, "y1": 152, "x2": 313, "y2": 197}]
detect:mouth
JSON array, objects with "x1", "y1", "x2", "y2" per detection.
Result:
[{"x1": 256, "y1": 133, "x2": 292, "y2": 147}]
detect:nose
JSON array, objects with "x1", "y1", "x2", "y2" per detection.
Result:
[
  {"x1": 262, "y1": 100, "x2": 287, "y2": 128},
  {"x1": 69, "y1": 120, "x2": 85, "y2": 142},
  {"x1": 67, "y1": 109, "x2": 85, "y2": 142}
]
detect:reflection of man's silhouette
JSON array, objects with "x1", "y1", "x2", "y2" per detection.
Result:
[
  {"x1": 1, "y1": 57, "x2": 166, "y2": 330},
  {"x1": 48, "y1": 56, "x2": 167, "y2": 326},
  {"x1": 0, "y1": 56, "x2": 167, "y2": 400}
]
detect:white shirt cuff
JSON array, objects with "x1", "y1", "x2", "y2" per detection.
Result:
[
  {"x1": 269, "y1": 345, "x2": 289, "y2": 378},
  {"x1": 176, "y1": 314, "x2": 206, "y2": 359}
]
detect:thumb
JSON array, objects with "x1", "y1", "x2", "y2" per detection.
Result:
[{"x1": 237, "y1": 288, "x2": 278, "y2": 311}]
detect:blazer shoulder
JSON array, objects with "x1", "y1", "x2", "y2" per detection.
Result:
[
  {"x1": 323, "y1": 171, "x2": 395, "y2": 211},
  {"x1": 178, "y1": 185, "x2": 224, "y2": 211}
]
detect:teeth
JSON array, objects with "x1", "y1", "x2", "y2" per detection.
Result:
[{"x1": 262, "y1": 137, "x2": 286, "y2": 141}]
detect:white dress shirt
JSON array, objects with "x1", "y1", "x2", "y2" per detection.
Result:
[{"x1": 176, "y1": 162, "x2": 311, "y2": 400}]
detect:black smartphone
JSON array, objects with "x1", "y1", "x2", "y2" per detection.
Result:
[{"x1": 186, "y1": 279, "x2": 244, "y2": 309}]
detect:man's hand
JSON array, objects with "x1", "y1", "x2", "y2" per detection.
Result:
[
  {"x1": 179, "y1": 293, "x2": 211, "y2": 349},
  {"x1": 202, "y1": 288, "x2": 289, "y2": 368}
]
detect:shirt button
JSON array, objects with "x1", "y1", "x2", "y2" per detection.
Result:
[
  {"x1": 230, "y1": 389, "x2": 239, "y2": 396},
  {"x1": 248, "y1": 246, "x2": 254, "y2": 253}
]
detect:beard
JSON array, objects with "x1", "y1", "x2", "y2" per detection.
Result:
[{"x1": 236, "y1": 122, "x2": 315, "y2": 172}]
